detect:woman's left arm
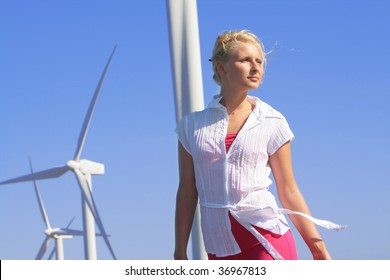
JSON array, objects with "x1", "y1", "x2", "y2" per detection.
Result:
[{"x1": 269, "y1": 142, "x2": 332, "y2": 260}]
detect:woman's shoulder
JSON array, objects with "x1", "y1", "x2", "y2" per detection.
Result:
[
  {"x1": 177, "y1": 107, "x2": 220, "y2": 134},
  {"x1": 250, "y1": 96, "x2": 286, "y2": 120},
  {"x1": 177, "y1": 108, "x2": 209, "y2": 128}
]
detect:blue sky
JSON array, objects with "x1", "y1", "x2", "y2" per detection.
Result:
[{"x1": 0, "y1": 0, "x2": 389, "y2": 260}]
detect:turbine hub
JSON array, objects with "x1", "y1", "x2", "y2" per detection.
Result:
[{"x1": 67, "y1": 160, "x2": 80, "y2": 170}]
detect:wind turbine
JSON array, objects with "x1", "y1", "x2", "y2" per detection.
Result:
[
  {"x1": 30, "y1": 158, "x2": 91, "y2": 260},
  {"x1": 166, "y1": 0, "x2": 207, "y2": 259},
  {"x1": 41, "y1": 217, "x2": 76, "y2": 260},
  {"x1": 0, "y1": 46, "x2": 117, "y2": 260}
]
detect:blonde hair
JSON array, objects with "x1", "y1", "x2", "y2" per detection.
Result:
[{"x1": 210, "y1": 30, "x2": 267, "y2": 85}]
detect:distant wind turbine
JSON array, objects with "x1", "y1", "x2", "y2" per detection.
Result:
[
  {"x1": 32, "y1": 156, "x2": 74, "y2": 260},
  {"x1": 0, "y1": 46, "x2": 117, "y2": 260},
  {"x1": 30, "y1": 158, "x2": 106, "y2": 260},
  {"x1": 41, "y1": 217, "x2": 76, "y2": 260}
]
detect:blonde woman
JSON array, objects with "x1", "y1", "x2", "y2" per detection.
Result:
[{"x1": 174, "y1": 30, "x2": 344, "y2": 260}]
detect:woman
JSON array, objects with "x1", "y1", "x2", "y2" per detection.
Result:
[{"x1": 174, "y1": 30, "x2": 344, "y2": 260}]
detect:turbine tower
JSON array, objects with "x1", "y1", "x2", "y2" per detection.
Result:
[
  {"x1": 166, "y1": 0, "x2": 207, "y2": 259},
  {"x1": 0, "y1": 47, "x2": 117, "y2": 260}
]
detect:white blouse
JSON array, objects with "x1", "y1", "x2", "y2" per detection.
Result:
[{"x1": 176, "y1": 95, "x2": 345, "y2": 259}]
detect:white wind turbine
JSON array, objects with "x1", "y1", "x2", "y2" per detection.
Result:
[
  {"x1": 0, "y1": 46, "x2": 117, "y2": 260},
  {"x1": 166, "y1": 0, "x2": 207, "y2": 259},
  {"x1": 30, "y1": 158, "x2": 102, "y2": 260},
  {"x1": 40, "y1": 217, "x2": 76, "y2": 260}
]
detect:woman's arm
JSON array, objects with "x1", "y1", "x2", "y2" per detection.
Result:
[
  {"x1": 269, "y1": 142, "x2": 331, "y2": 260},
  {"x1": 174, "y1": 142, "x2": 198, "y2": 260}
]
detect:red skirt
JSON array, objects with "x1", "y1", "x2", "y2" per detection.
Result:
[{"x1": 208, "y1": 212, "x2": 298, "y2": 260}]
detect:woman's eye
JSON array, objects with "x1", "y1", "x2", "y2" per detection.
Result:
[{"x1": 240, "y1": 58, "x2": 262, "y2": 64}]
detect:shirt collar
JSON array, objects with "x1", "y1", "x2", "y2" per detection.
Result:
[
  {"x1": 207, "y1": 94, "x2": 224, "y2": 109},
  {"x1": 207, "y1": 94, "x2": 265, "y2": 122}
]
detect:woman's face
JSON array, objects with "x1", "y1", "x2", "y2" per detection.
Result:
[{"x1": 218, "y1": 42, "x2": 263, "y2": 91}]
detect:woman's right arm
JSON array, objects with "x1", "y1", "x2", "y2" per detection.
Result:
[{"x1": 174, "y1": 142, "x2": 198, "y2": 260}]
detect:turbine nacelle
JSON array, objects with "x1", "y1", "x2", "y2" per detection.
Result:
[
  {"x1": 67, "y1": 160, "x2": 104, "y2": 175},
  {"x1": 45, "y1": 228, "x2": 73, "y2": 239}
]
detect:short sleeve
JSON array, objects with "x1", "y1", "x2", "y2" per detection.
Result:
[
  {"x1": 175, "y1": 115, "x2": 192, "y2": 155},
  {"x1": 267, "y1": 118, "x2": 295, "y2": 156}
]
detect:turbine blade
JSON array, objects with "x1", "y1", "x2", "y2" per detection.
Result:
[
  {"x1": 56, "y1": 228, "x2": 110, "y2": 237},
  {"x1": 29, "y1": 158, "x2": 51, "y2": 229},
  {"x1": 35, "y1": 237, "x2": 50, "y2": 260},
  {"x1": 54, "y1": 228, "x2": 84, "y2": 236},
  {"x1": 73, "y1": 46, "x2": 117, "y2": 161},
  {"x1": 65, "y1": 216, "x2": 76, "y2": 229},
  {"x1": 47, "y1": 247, "x2": 56, "y2": 260},
  {"x1": 74, "y1": 169, "x2": 117, "y2": 259},
  {"x1": 64, "y1": 215, "x2": 109, "y2": 237},
  {"x1": 59, "y1": 227, "x2": 110, "y2": 237},
  {"x1": 95, "y1": 232, "x2": 111, "y2": 237},
  {"x1": 0, "y1": 165, "x2": 69, "y2": 185}
]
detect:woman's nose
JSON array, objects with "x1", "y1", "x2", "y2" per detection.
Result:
[{"x1": 251, "y1": 62, "x2": 260, "y2": 72}]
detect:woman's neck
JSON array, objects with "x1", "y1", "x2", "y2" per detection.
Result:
[{"x1": 219, "y1": 90, "x2": 251, "y2": 115}]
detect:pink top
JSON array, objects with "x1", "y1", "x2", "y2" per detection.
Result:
[
  {"x1": 225, "y1": 133, "x2": 266, "y2": 251},
  {"x1": 224, "y1": 133, "x2": 237, "y2": 152}
]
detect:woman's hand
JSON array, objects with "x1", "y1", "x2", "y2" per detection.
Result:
[{"x1": 310, "y1": 239, "x2": 332, "y2": 260}]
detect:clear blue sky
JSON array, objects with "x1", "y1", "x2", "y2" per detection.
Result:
[{"x1": 1, "y1": 0, "x2": 389, "y2": 260}]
